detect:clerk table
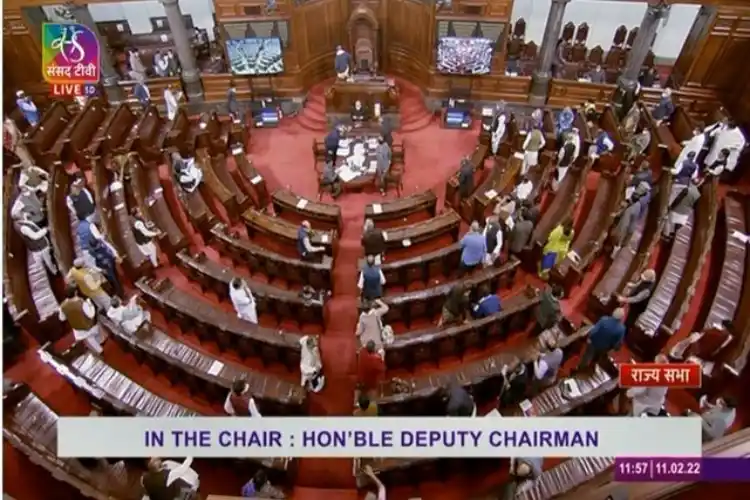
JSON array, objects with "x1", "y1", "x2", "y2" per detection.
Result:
[{"x1": 325, "y1": 75, "x2": 400, "y2": 127}]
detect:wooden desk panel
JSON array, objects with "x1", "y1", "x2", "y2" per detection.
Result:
[
  {"x1": 272, "y1": 189, "x2": 343, "y2": 231},
  {"x1": 325, "y1": 78, "x2": 399, "y2": 115}
]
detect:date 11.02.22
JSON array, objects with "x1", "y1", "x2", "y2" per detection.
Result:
[{"x1": 615, "y1": 457, "x2": 702, "y2": 481}]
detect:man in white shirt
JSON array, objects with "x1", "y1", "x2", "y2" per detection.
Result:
[
  {"x1": 131, "y1": 208, "x2": 161, "y2": 267},
  {"x1": 224, "y1": 379, "x2": 262, "y2": 416},
  {"x1": 483, "y1": 215, "x2": 503, "y2": 266},
  {"x1": 164, "y1": 85, "x2": 184, "y2": 121},
  {"x1": 705, "y1": 120, "x2": 746, "y2": 172},
  {"x1": 106, "y1": 296, "x2": 150, "y2": 335},
  {"x1": 11, "y1": 186, "x2": 47, "y2": 227},
  {"x1": 142, "y1": 456, "x2": 199, "y2": 499},
  {"x1": 229, "y1": 277, "x2": 258, "y2": 324},
  {"x1": 18, "y1": 165, "x2": 49, "y2": 194},
  {"x1": 172, "y1": 152, "x2": 203, "y2": 193},
  {"x1": 625, "y1": 354, "x2": 669, "y2": 416},
  {"x1": 14, "y1": 211, "x2": 57, "y2": 274},
  {"x1": 514, "y1": 175, "x2": 534, "y2": 202},
  {"x1": 58, "y1": 286, "x2": 103, "y2": 354},
  {"x1": 300, "y1": 335, "x2": 325, "y2": 392},
  {"x1": 363, "y1": 464, "x2": 387, "y2": 500}
]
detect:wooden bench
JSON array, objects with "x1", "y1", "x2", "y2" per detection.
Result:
[
  {"x1": 61, "y1": 98, "x2": 109, "y2": 167},
  {"x1": 91, "y1": 155, "x2": 119, "y2": 253},
  {"x1": 375, "y1": 258, "x2": 520, "y2": 328},
  {"x1": 46, "y1": 163, "x2": 76, "y2": 274},
  {"x1": 378, "y1": 210, "x2": 461, "y2": 252},
  {"x1": 3, "y1": 383, "x2": 144, "y2": 499},
  {"x1": 176, "y1": 250, "x2": 326, "y2": 328},
  {"x1": 596, "y1": 105, "x2": 623, "y2": 172},
  {"x1": 640, "y1": 101, "x2": 681, "y2": 162},
  {"x1": 542, "y1": 109, "x2": 558, "y2": 151},
  {"x1": 243, "y1": 208, "x2": 337, "y2": 257},
  {"x1": 105, "y1": 157, "x2": 153, "y2": 279},
  {"x1": 167, "y1": 157, "x2": 218, "y2": 235},
  {"x1": 385, "y1": 289, "x2": 540, "y2": 371},
  {"x1": 272, "y1": 189, "x2": 343, "y2": 231},
  {"x1": 357, "y1": 243, "x2": 461, "y2": 291},
  {"x1": 127, "y1": 105, "x2": 165, "y2": 162},
  {"x1": 631, "y1": 179, "x2": 718, "y2": 358},
  {"x1": 164, "y1": 107, "x2": 192, "y2": 154},
  {"x1": 103, "y1": 316, "x2": 308, "y2": 415},
  {"x1": 589, "y1": 172, "x2": 672, "y2": 317},
  {"x1": 527, "y1": 151, "x2": 556, "y2": 202},
  {"x1": 118, "y1": 76, "x2": 182, "y2": 109},
  {"x1": 462, "y1": 154, "x2": 522, "y2": 223},
  {"x1": 96, "y1": 104, "x2": 138, "y2": 157},
  {"x1": 547, "y1": 80, "x2": 617, "y2": 109},
  {"x1": 210, "y1": 223, "x2": 334, "y2": 292},
  {"x1": 194, "y1": 148, "x2": 237, "y2": 219},
  {"x1": 445, "y1": 143, "x2": 489, "y2": 210},
  {"x1": 510, "y1": 457, "x2": 616, "y2": 500},
  {"x1": 38, "y1": 342, "x2": 293, "y2": 481},
  {"x1": 211, "y1": 153, "x2": 250, "y2": 215},
  {"x1": 195, "y1": 111, "x2": 230, "y2": 156},
  {"x1": 127, "y1": 155, "x2": 188, "y2": 255},
  {"x1": 231, "y1": 146, "x2": 270, "y2": 209},
  {"x1": 550, "y1": 164, "x2": 628, "y2": 294},
  {"x1": 365, "y1": 190, "x2": 437, "y2": 224},
  {"x1": 24, "y1": 101, "x2": 72, "y2": 169},
  {"x1": 136, "y1": 277, "x2": 303, "y2": 369},
  {"x1": 522, "y1": 158, "x2": 593, "y2": 272}
]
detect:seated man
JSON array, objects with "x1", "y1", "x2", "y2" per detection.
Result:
[
  {"x1": 586, "y1": 65, "x2": 606, "y2": 84},
  {"x1": 532, "y1": 338, "x2": 564, "y2": 388},
  {"x1": 442, "y1": 382, "x2": 476, "y2": 417},
  {"x1": 351, "y1": 100, "x2": 367, "y2": 126},
  {"x1": 106, "y1": 295, "x2": 151, "y2": 335},
  {"x1": 142, "y1": 457, "x2": 199, "y2": 499},
  {"x1": 171, "y1": 151, "x2": 203, "y2": 193},
  {"x1": 502, "y1": 456, "x2": 543, "y2": 498},
  {"x1": 472, "y1": 284, "x2": 501, "y2": 319},
  {"x1": 300, "y1": 335, "x2": 325, "y2": 393},
  {"x1": 687, "y1": 396, "x2": 737, "y2": 442},
  {"x1": 320, "y1": 159, "x2": 342, "y2": 198},
  {"x1": 588, "y1": 126, "x2": 615, "y2": 159},
  {"x1": 670, "y1": 320, "x2": 734, "y2": 361},
  {"x1": 18, "y1": 164, "x2": 49, "y2": 195}
]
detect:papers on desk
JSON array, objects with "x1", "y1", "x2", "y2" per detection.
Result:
[
  {"x1": 199, "y1": 122, "x2": 207, "y2": 130},
  {"x1": 367, "y1": 138, "x2": 379, "y2": 149},
  {"x1": 371, "y1": 203, "x2": 383, "y2": 214},
  {"x1": 339, "y1": 139, "x2": 352, "y2": 148},
  {"x1": 482, "y1": 123, "x2": 491, "y2": 131},
  {"x1": 731, "y1": 230, "x2": 750, "y2": 243},
  {"x1": 233, "y1": 119, "x2": 241, "y2": 124},
  {"x1": 296, "y1": 198, "x2": 309, "y2": 210},
  {"x1": 382, "y1": 231, "x2": 389, "y2": 241},
  {"x1": 513, "y1": 152, "x2": 524, "y2": 160},
  {"x1": 567, "y1": 250, "x2": 581, "y2": 264},
  {"x1": 337, "y1": 147, "x2": 350, "y2": 157},
  {"x1": 578, "y1": 78, "x2": 592, "y2": 83},
  {"x1": 519, "y1": 399, "x2": 534, "y2": 416},
  {"x1": 320, "y1": 233, "x2": 329, "y2": 244},
  {"x1": 484, "y1": 189, "x2": 498, "y2": 200},
  {"x1": 337, "y1": 166, "x2": 359, "y2": 183},
  {"x1": 481, "y1": 107, "x2": 494, "y2": 117},
  {"x1": 251, "y1": 175, "x2": 263, "y2": 185},
  {"x1": 208, "y1": 360, "x2": 224, "y2": 376},
  {"x1": 485, "y1": 408, "x2": 502, "y2": 417},
  {"x1": 562, "y1": 378, "x2": 582, "y2": 399},
  {"x1": 402, "y1": 238, "x2": 412, "y2": 247},
  {"x1": 232, "y1": 147, "x2": 243, "y2": 155}
]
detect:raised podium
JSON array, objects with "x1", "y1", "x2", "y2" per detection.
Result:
[{"x1": 324, "y1": 75, "x2": 400, "y2": 127}]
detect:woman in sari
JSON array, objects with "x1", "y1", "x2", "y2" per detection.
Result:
[{"x1": 539, "y1": 219, "x2": 574, "y2": 279}]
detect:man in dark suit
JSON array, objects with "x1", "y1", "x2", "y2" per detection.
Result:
[{"x1": 324, "y1": 125, "x2": 342, "y2": 162}]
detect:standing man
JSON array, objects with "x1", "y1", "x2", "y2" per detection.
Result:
[
  {"x1": 588, "y1": 126, "x2": 615, "y2": 160},
  {"x1": 458, "y1": 157, "x2": 474, "y2": 199},
  {"x1": 76, "y1": 219, "x2": 123, "y2": 297},
  {"x1": 663, "y1": 178, "x2": 701, "y2": 239},
  {"x1": 651, "y1": 88, "x2": 675, "y2": 124},
  {"x1": 106, "y1": 296, "x2": 151, "y2": 335},
  {"x1": 15, "y1": 91, "x2": 40, "y2": 127},
  {"x1": 532, "y1": 338, "x2": 564, "y2": 387},
  {"x1": 362, "y1": 219, "x2": 386, "y2": 265},
  {"x1": 555, "y1": 133, "x2": 576, "y2": 192},
  {"x1": 227, "y1": 82, "x2": 241, "y2": 122},
  {"x1": 672, "y1": 151, "x2": 699, "y2": 184},
  {"x1": 490, "y1": 108, "x2": 508, "y2": 157},
  {"x1": 459, "y1": 221, "x2": 487, "y2": 275},
  {"x1": 521, "y1": 126, "x2": 545, "y2": 175},
  {"x1": 58, "y1": 286, "x2": 104, "y2": 354},
  {"x1": 320, "y1": 159, "x2": 342, "y2": 198},
  {"x1": 442, "y1": 382, "x2": 476, "y2": 416},
  {"x1": 132, "y1": 74, "x2": 151, "y2": 108},
  {"x1": 229, "y1": 277, "x2": 258, "y2": 324},
  {"x1": 164, "y1": 85, "x2": 183, "y2": 121},
  {"x1": 578, "y1": 308, "x2": 626, "y2": 370},
  {"x1": 357, "y1": 340, "x2": 385, "y2": 400},
  {"x1": 483, "y1": 215, "x2": 503, "y2": 266},
  {"x1": 128, "y1": 48, "x2": 147, "y2": 79},
  {"x1": 66, "y1": 258, "x2": 112, "y2": 310},
  {"x1": 4, "y1": 116, "x2": 35, "y2": 166},
  {"x1": 67, "y1": 177, "x2": 97, "y2": 224},
  {"x1": 358, "y1": 254, "x2": 386, "y2": 301},
  {"x1": 11, "y1": 185, "x2": 47, "y2": 226},
  {"x1": 297, "y1": 220, "x2": 326, "y2": 261},
  {"x1": 14, "y1": 210, "x2": 57, "y2": 274},
  {"x1": 224, "y1": 379, "x2": 262, "y2": 416},
  {"x1": 625, "y1": 354, "x2": 669, "y2": 416},
  {"x1": 334, "y1": 45, "x2": 352, "y2": 79},
  {"x1": 534, "y1": 285, "x2": 563, "y2": 334},
  {"x1": 508, "y1": 208, "x2": 534, "y2": 258},
  {"x1": 626, "y1": 127, "x2": 652, "y2": 161},
  {"x1": 705, "y1": 121, "x2": 746, "y2": 173},
  {"x1": 375, "y1": 136, "x2": 391, "y2": 196},
  {"x1": 324, "y1": 125, "x2": 341, "y2": 163},
  {"x1": 131, "y1": 208, "x2": 161, "y2": 267}
]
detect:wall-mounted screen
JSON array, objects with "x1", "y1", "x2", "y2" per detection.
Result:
[
  {"x1": 225, "y1": 37, "x2": 284, "y2": 76},
  {"x1": 436, "y1": 37, "x2": 493, "y2": 75}
]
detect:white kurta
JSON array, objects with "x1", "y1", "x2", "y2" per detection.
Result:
[
  {"x1": 230, "y1": 284, "x2": 258, "y2": 323},
  {"x1": 676, "y1": 133, "x2": 705, "y2": 168},
  {"x1": 627, "y1": 386, "x2": 668, "y2": 416},
  {"x1": 706, "y1": 128, "x2": 746, "y2": 171},
  {"x1": 491, "y1": 117, "x2": 507, "y2": 155},
  {"x1": 300, "y1": 335, "x2": 324, "y2": 389},
  {"x1": 106, "y1": 297, "x2": 150, "y2": 334},
  {"x1": 164, "y1": 90, "x2": 180, "y2": 121}
]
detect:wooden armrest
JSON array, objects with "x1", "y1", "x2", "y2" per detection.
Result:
[{"x1": 721, "y1": 363, "x2": 740, "y2": 377}]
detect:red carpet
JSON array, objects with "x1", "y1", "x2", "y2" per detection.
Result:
[{"x1": 4, "y1": 90, "x2": 750, "y2": 500}]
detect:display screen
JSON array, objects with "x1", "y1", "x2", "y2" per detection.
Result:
[
  {"x1": 436, "y1": 37, "x2": 493, "y2": 75},
  {"x1": 225, "y1": 37, "x2": 284, "y2": 76}
]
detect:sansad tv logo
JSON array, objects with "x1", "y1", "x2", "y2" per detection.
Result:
[{"x1": 42, "y1": 23, "x2": 100, "y2": 97}]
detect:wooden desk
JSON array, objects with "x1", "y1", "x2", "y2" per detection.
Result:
[{"x1": 325, "y1": 77, "x2": 399, "y2": 115}]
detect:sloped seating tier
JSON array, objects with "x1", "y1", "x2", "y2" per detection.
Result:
[
  {"x1": 551, "y1": 165, "x2": 628, "y2": 294},
  {"x1": 210, "y1": 223, "x2": 334, "y2": 292},
  {"x1": 669, "y1": 106, "x2": 696, "y2": 144},
  {"x1": 362, "y1": 354, "x2": 617, "y2": 487},
  {"x1": 95, "y1": 104, "x2": 138, "y2": 157},
  {"x1": 103, "y1": 317, "x2": 308, "y2": 415},
  {"x1": 376, "y1": 323, "x2": 592, "y2": 415},
  {"x1": 513, "y1": 457, "x2": 616, "y2": 500},
  {"x1": 176, "y1": 250, "x2": 326, "y2": 328},
  {"x1": 47, "y1": 163, "x2": 77, "y2": 274},
  {"x1": 445, "y1": 144, "x2": 489, "y2": 210},
  {"x1": 171, "y1": 171, "x2": 218, "y2": 234},
  {"x1": 231, "y1": 149, "x2": 270, "y2": 209},
  {"x1": 3, "y1": 383, "x2": 144, "y2": 500},
  {"x1": 522, "y1": 159, "x2": 593, "y2": 272},
  {"x1": 24, "y1": 101, "x2": 72, "y2": 169},
  {"x1": 589, "y1": 171, "x2": 671, "y2": 317},
  {"x1": 63, "y1": 99, "x2": 110, "y2": 167},
  {"x1": 385, "y1": 289, "x2": 541, "y2": 371},
  {"x1": 135, "y1": 277, "x2": 303, "y2": 370},
  {"x1": 632, "y1": 179, "x2": 719, "y2": 358},
  {"x1": 38, "y1": 343, "x2": 292, "y2": 477},
  {"x1": 358, "y1": 243, "x2": 461, "y2": 291},
  {"x1": 196, "y1": 148, "x2": 238, "y2": 220},
  {"x1": 462, "y1": 155, "x2": 522, "y2": 224},
  {"x1": 118, "y1": 76, "x2": 182, "y2": 110},
  {"x1": 640, "y1": 102, "x2": 680, "y2": 162},
  {"x1": 243, "y1": 208, "x2": 337, "y2": 257},
  {"x1": 526, "y1": 152, "x2": 556, "y2": 202},
  {"x1": 164, "y1": 109, "x2": 194, "y2": 155},
  {"x1": 210, "y1": 153, "x2": 251, "y2": 215},
  {"x1": 595, "y1": 106, "x2": 624, "y2": 173},
  {"x1": 365, "y1": 190, "x2": 437, "y2": 223},
  {"x1": 272, "y1": 189, "x2": 343, "y2": 231},
  {"x1": 127, "y1": 105, "x2": 165, "y2": 162},
  {"x1": 375, "y1": 258, "x2": 521, "y2": 328},
  {"x1": 128, "y1": 155, "x2": 189, "y2": 254},
  {"x1": 704, "y1": 194, "x2": 747, "y2": 328},
  {"x1": 378, "y1": 209, "x2": 461, "y2": 252},
  {"x1": 195, "y1": 111, "x2": 231, "y2": 156},
  {"x1": 100, "y1": 157, "x2": 153, "y2": 279}
]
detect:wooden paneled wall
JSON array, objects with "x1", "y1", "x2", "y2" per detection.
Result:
[{"x1": 3, "y1": 7, "x2": 48, "y2": 110}]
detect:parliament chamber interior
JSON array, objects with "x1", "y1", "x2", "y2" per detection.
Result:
[{"x1": 3, "y1": 0, "x2": 750, "y2": 498}]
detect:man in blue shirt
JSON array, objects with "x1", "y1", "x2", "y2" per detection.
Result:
[
  {"x1": 324, "y1": 125, "x2": 341, "y2": 162},
  {"x1": 472, "y1": 284, "x2": 501, "y2": 319},
  {"x1": 578, "y1": 308, "x2": 626, "y2": 370},
  {"x1": 459, "y1": 221, "x2": 486, "y2": 276}
]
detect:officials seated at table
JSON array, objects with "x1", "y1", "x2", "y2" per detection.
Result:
[{"x1": 351, "y1": 100, "x2": 368, "y2": 127}]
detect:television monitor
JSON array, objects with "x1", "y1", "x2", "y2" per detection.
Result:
[
  {"x1": 225, "y1": 37, "x2": 284, "y2": 76},
  {"x1": 436, "y1": 37, "x2": 493, "y2": 75}
]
